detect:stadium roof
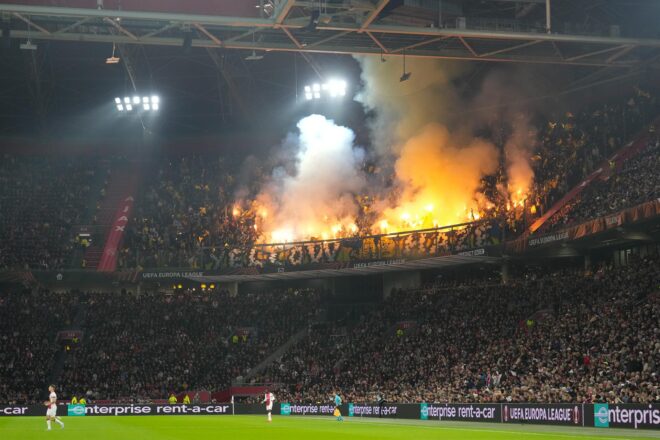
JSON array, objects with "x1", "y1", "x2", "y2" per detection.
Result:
[
  {"x1": 1, "y1": 1, "x2": 658, "y2": 136},
  {"x1": 1, "y1": 1, "x2": 660, "y2": 68}
]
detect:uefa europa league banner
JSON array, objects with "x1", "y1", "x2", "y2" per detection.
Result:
[{"x1": 501, "y1": 403, "x2": 582, "y2": 426}]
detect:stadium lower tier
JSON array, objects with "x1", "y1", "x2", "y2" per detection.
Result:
[{"x1": 1, "y1": 253, "x2": 657, "y2": 407}]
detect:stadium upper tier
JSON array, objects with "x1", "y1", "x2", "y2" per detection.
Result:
[{"x1": 0, "y1": 86, "x2": 658, "y2": 272}]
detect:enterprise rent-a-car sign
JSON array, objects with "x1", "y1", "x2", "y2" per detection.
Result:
[
  {"x1": 0, "y1": 404, "x2": 231, "y2": 417},
  {"x1": 1, "y1": 403, "x2": 659, "y2": 430},
  {"x1": 589, "y1": 404, "x2": 660, "y2": 430},
  {"x1": 421, "y1": 403, "x2": 499, "y2": 422}
]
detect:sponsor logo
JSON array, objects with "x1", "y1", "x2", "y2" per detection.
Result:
[
  {"x1": 594, "y1": 404, "x2": 609, "y2": 428},
  {"x1": 280, "y1": 403, "x2": 291, "y2": 416},
  {"x1": 504, "y1": 405, "x2": 576, "y2": 423},
  {"x1": 529, "y1": 231, "x2": 569, "y2": 247},
  {"x1": 353, "y1": 259, "x2": 405, "y2": 269},
  {"x1": 285, "y1": 404, "x2": 335, "y2": 416},
  {"x1": 424, "y1": 404, "x2": 498, "y2": 422},
  {"x1": 602, "y1": 404, "x2": 660, "y2": 429},
  {"x1": 457, "y1": 248, "x2": 486, "y2": 257},
  {"x1": 0, "y1": 407, "x2": 28, "y2": 416},
  {"x1": 141, "y1": 271, "x2": 203, "y2": 279},
  {"x1": 348, "y1": 404, "x2": 398, "y2": 417},
  {"x1": 67, "y1": 404, "x2": 86, "y2": 417}
]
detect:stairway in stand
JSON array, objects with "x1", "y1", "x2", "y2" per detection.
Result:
[{"x1": 83, "y1": 165, "x2": 138, "y2": 270}]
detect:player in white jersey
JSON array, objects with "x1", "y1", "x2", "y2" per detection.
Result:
[
  {"x1": 262, "y1": 390, "x2": 275, "y2": 423},
  {"x1": 45, "y1": 385, "x2": 65, "y2": 430}
]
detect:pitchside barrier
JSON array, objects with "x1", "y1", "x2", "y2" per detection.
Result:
[{"x1": 1, "y1": 403, "x2": 658, "y2": 430}]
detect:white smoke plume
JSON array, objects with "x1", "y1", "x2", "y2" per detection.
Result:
[{"x1": 255, "y1": 114, "x2": 366, "y2": 242}]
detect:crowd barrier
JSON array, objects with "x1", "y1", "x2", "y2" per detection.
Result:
[{"x1": 1, "y1": 402, "x2": 657, "y2": 430}]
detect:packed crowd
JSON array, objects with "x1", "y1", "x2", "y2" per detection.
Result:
[
  {"x1": 532, "y1": 88, "x2": 656, "y2": 211},
  {"x1": 115, "y1": 87, "x2": 657, "y2": 270},
  {"x1": 58, "y1": 288, "x2": 321, "y2": 401},
  {"x1": 0, "y1": 155, "x2": 98, "y2": 270},
  {"x1": 0, "y1": 90, "x2": 656, "y2": 272},
  {"x1": 119, "y1": 156, "x2": 257, "y2": 270},
  {"x1": 0, "y1": 289, "x2": 75, "y2": 404},
  {"x1": 545, "y1": 133, "x2": 660, "y2": 230},
  {"x1": 254, "y1": 254, "x2": 659, "y2": 404}
]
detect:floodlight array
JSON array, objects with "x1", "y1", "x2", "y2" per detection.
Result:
[
  {"x1": 304, "y1": 80, "x2": 347, "y2": 100},
  {"x1": 115, "y1": 95, "x2": 160, "y2": 112}
]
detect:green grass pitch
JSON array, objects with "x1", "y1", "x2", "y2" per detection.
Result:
[{"x1": 1, "y1": 415, "x2": 657, "y2": 440}]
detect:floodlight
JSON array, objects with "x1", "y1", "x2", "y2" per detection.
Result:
[
  {"x1": 400, "y1": 50, "x2": 411, "y2": 82},
  {"x1": 143, "y1": 104, "x2": 150, "y2": 111},
  {"x1": 152, "y1": 103, "x2": 159, "y2": 111},
  {"x1": 245, "y1": 50, "x2": 264, "y2": 61},
  {"x1": 303, "y1": 79, "x2": 348, "y2": 101},
  {"x1": 132, "y1": 96, "x2": 140, "y2": 104},
  {"x1": 151, "y1": 96, "x2": 159, "y2": 104},
  {"x1": 124, "y1": 97, "x2": 130, "y2": 104},
  {"x1": 117, "y1": 104, "x2": 124, "y2": 111},
  {"x1": 126, "y1": 104, "x2": 133, "y2": 111},
  {"x1": 114, "y1": 97, "x2": 121, "y2": 104},
  {"x1": 20, "y1": 40, "x2": 37, "y2": 51},
  {"x1": 142, "y1": 97, "x2": 149, "y2": 103}
]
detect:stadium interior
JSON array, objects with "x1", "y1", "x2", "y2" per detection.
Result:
[{"x1": 0, "y1": 1, "x2": 659, "y2": 438}]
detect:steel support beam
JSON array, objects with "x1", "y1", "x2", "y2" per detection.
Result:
[
  {"x1": 274, "y1": 0, "x2": 296, "y2": 26},
  {"x1": 565, "y1": 44, "x2": 626, "y2": 62},
  {"x1": 1, "y1": 3, "x2": 660, "y2": 49},
  {"x1": 478, "y1": 40, "x2": 542, "y2": 58},
  {"x1": 366, "y1": 31, "x2": 388, "y2": 53},
  {"x1": 53, "y1": 16, "x2": 90, "y2": 34},
  {"x1": 606, "y1": 45, "x2": 635, "y2": 63},
  {"x1": 359, "y1": 0, "x2": 389, "y2": 32},
  {"x1": 193, "y1": 22, "x2": 222, "y2": 46},
  {"x1": 13, "y1": 12, "x2": 50, "y2": 35},
  {"x1": 103, "y1": 17, "x2": 138, "y2": 40},
  {"x1": 141, "y1": 23, "x2": 177, "y2": 38},
  {"x1": 7, "y1": 30, "x2": 636, "y2": 68},
  {"x1": 391, "y1": 36, "x2": 450, "y2": 54},
  {"x1": 459, "y1": 36, "x2": 478, "y2": 56},
  {"x1": 306, "y1": 30, "x2": 351, "y2": 48}
]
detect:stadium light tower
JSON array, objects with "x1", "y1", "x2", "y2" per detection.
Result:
[
  {"x1": 114, "y1": 95, "x2": 160, "y2": 112},
  {"x1": 304, "y1": 79, "x2": 347, "y2": 101}
]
